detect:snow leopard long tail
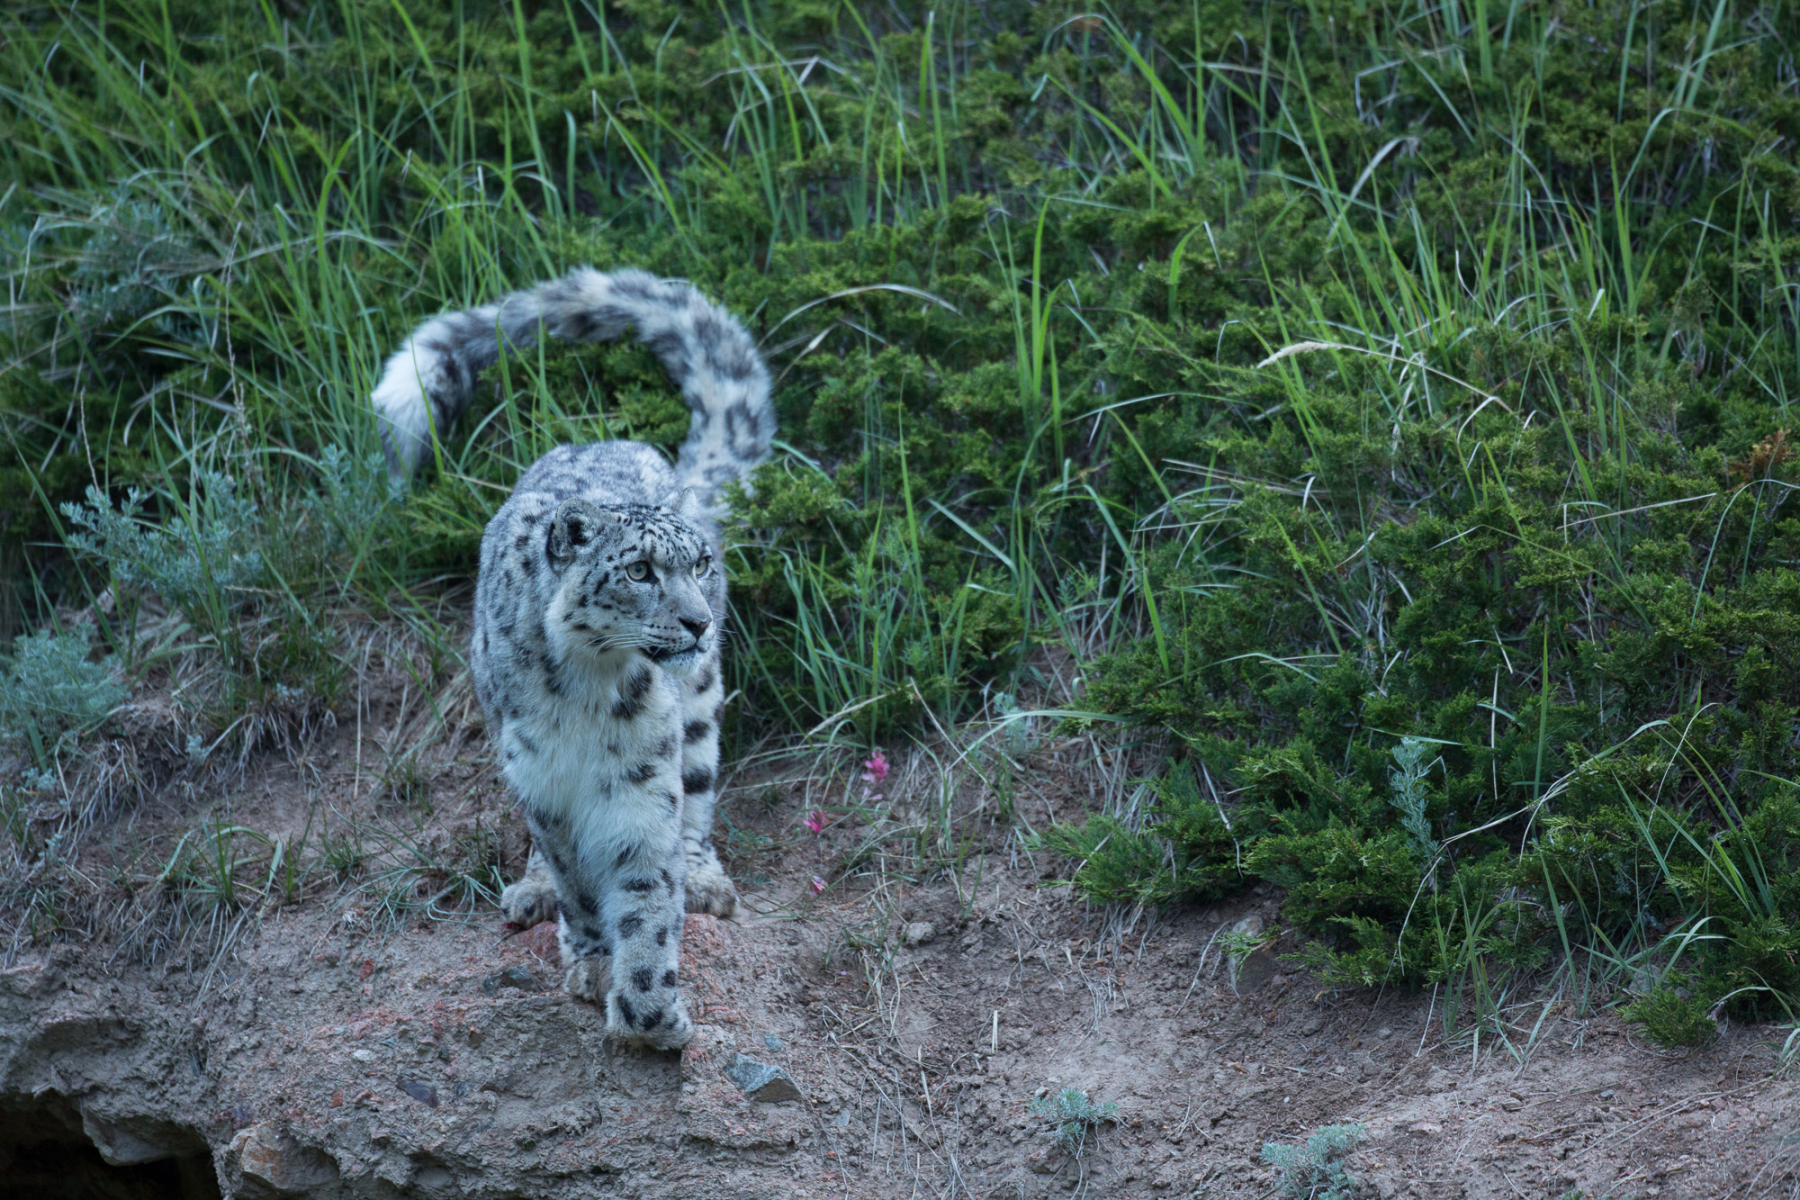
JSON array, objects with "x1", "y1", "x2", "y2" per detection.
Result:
[{"x1": 371, "y1": 267, "x2": 775, "y2": 498}]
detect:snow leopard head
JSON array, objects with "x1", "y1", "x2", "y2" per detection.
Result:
[{"x1": 543, "y1": 491, "x2": 719, "y2": 677}]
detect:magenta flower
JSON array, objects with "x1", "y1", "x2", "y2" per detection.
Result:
[
  {"x1": 803, "y1": 809, "x2": 826, "y2": 835},
  {"x1": 810, "y1": 875, "x2": 828, "y2": 895},
  {"x1": 861, "y1": 751, "x2": 890, "y2": 785}
]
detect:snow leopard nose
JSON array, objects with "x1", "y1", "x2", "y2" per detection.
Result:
[{"x1": 679, "y1": 616, "x2": 711, "y2": 641}]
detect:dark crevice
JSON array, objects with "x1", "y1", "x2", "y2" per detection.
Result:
[{"x1": 0, "y1": 1098, "x2": 220, "y2": 1200}]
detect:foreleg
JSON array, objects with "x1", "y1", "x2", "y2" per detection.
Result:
[
  {"x1": 523, "y1": 812, "x2": 615, "y2": 1003},
  {"x1": 596, "y1": 827, "x2": 693, "y2": 1050},
  {"x1": 679, "y1": 655, "x2": 737, "y2": 916}
]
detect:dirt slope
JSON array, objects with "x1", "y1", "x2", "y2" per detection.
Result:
[{"x1": 3, "y1": 717, "x2": 1796, "y2": 1199}]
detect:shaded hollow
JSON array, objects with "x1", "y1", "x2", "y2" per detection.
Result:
[{"x1": 0, "y1": 1095, "x2": 220, "y2": 1200}]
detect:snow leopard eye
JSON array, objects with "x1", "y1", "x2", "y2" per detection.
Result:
[
  {"x1": 692, "y1": 556, "x2": 712, "y2": 578},
  {"x1": 625, "y1": 561, "x2": 653, "y2": 583}
]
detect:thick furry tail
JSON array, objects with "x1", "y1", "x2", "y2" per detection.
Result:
[{"x1": 371, "y1": 268, "x2": 775, "y2": 499}]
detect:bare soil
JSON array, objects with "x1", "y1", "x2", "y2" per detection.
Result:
[{"x1": 3, "y1": 692, "x2": 1796, "y2": 1200}]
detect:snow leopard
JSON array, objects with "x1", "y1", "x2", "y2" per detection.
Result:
[{"x1": 371, "y1": 267, "x2": 773, "y2": 1049}]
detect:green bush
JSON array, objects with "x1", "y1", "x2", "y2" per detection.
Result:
[
  {"x1": 1621, "y1": 980, "x2": 1718, "y2": 1049},
  {"x1": 1040, "y1": 767, "x2": 1241, "y2": 906}
]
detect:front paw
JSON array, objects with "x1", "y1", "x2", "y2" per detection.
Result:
[
  {"x1": 684, "y1": 867, "x2": 738, "y2": 917},
  {"x1": 564, "y1": 957, "x2": 610, "y2": 1002},
  {"x1": 501, "y1": 876, "x2": 559, "y2": 930},
  {"x1": 604, "y1": 983, "x2": 694, "y2": 1050}
]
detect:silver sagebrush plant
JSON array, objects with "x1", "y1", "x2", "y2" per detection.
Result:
[
  {"x1": 1030, "y1": 1087, "x2": 1119, "y2": 1154},
  {"x1": 1262, "y1": 1122, "x2": 1366, "y2": 1200},
  {"x1": 62, "y1": 473, "x2": 264, "y2": 619},
  {"x1": 1388, "y1": 736, "x2": 1440, "y2": 865},
  {"x1": 0, "y1": 629, "x2": 126, "y2": 765}
]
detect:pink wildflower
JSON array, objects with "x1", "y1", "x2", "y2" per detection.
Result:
[
  {"x1": 803, "y1": 809, "x2": 827, "y2": 835},
  {"x1": 861, "y1": 751, "x2": 890, "y2": 785},
  {"x1": 810, "y1": 875, "x2": 828, "y2": 895}
]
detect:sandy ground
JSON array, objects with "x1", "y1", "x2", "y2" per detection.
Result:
[{"x1": 3, "y1": 694, "x2": 1797, "y2": 1199}]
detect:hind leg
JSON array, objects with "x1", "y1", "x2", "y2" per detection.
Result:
[
  {"x1": 500, "y1": 841, "x2": 559, "y2": 930},
  {"x1": 678, "y1": 655, "x2": 737, "y2": 916}
]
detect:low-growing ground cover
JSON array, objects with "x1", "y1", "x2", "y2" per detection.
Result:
[{"x1": 2, "y1": 0, "x2": 1798, "y2": 1056}]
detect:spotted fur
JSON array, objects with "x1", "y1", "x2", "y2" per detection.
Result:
[
  {"x1": 372, "y1": 267, "x2": 774, "y2": 515},
  {"x1": 371, "y1": 270, "x2": 771, "y2": 1050}
]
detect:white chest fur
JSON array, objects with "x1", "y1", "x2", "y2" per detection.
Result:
[{"x1": 499, "y1": 659, "x2": 684, "y2": 873}]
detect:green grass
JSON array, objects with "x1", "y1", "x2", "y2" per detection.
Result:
[{"x1": 2, "y1": 0, "x2": 1799, "y2": 1040}]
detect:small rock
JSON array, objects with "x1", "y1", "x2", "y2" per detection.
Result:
[
  {"x1": 81, "y1": 1109, "x2": 194, "y2": 1167},
  {"x1": 1227, "y1": 915, "x2": 1276, "y2": 994},
  {"x1": 902, "y1": 922, "x2": 937, "y2": 947},
  {"x1": 350, "y1": 1049, "x2": 377, "y2": 1064},
  {"x1": 398, "y1": 1079, "x2": 438, "y2": 1108},
  {"x1": 1406, "y1": 1121, "x2": 1441, "y2": 1135},
  {"x1": 480, "y1": 966, "x2": 543, "y2": 995},
  {"x1": 1299, "y1": 1015, "x2": 1325, "y2": 1036},
  {"x1": 763, "y1": 1033, "x2": 783, "y2": 1052},
  {"x1": 231, "y1": 1122, "x2": 340, "y2": 1192},
  {"x1": 724, "y1": 1054, "x2": 805, "y2": 1103},
  {"x1": 1232, "y1": 947, "x2": 1279, "y2": 995},
  {"x1": 1598, "y1": 1089, "x2": 1614, "y2": 1101},
  {"x1": 1376, "y1": 1026, "x2": 1393, "y2": 1039},
  {"x1": 480, "y1": 1067, "x2": 524, "y2": 1096}
]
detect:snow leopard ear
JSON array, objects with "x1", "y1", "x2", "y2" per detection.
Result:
[
  {"x1": 663, "y1": 488, "x2": 702, "y2": 522},
  {"x1": 548, "y1": 498, "x2": 613, "y2": 564}
]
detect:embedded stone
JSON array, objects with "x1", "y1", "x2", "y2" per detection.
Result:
[
  {"x1": 229, "y1": 1121, "x2": 341, "y2": 1197},
  {"x1": 902, "y1": 921, "x2": 937, "y2": 947},
  {"x1": 680, "y1": 1024, "x2": 734, "y2": 1081},
  {"x1": 723, "y1": 1053, "x2": 804, "y2": 1103},
  {"x1": 399, "y1": 1078, "x2": 439, "y2": 1108},
  {"x1": 480, "y1": 966, "x2": 544, "y2": 995},
  {"x1": 81, "y1": 1105, "x2": 205, "y2": 1167}
]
